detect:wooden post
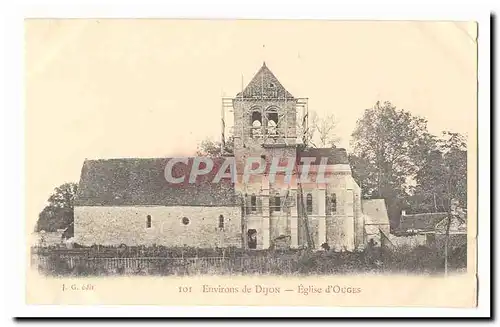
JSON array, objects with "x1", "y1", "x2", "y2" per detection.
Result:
[
  {"x1": 295, "y1": 150, "x2": 314, "y2": 250},
  {"x1": 444, "y1": 211, "x2": 451, "y2": 277},
  {"x1": 444, "y1": 169, "x2": 454, "y2": 277}
]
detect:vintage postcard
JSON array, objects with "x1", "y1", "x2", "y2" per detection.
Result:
[{"x1": 25, "y1": 19, "x2": 478, "y2": 309}]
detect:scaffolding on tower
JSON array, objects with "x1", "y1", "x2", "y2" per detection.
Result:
[
  {"x1": 294, "y1": 153, "x2": 315, "y2": 250},
  {"x1": 220, "y1": 96, "x2": 234, "y2": 155},
  {"x1": 220, "y1": 73, "x2": 313, "y2": 250}
]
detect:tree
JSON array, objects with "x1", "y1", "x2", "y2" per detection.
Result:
[
  {"x1": 196, "y1": 136, "x2": 234, "y2": 157},
  {"x1": 303, "y1": 111, "x2": 341, "y2": 148},
  {"x1": 35, "y1": 182, "x2": 78, "y2": 236},
  {"x1": 408, "y1": 132, "x2": 467, "y2": 276},
  {"x1": 350, "y1": 101, "x2": 433, "y2": 228},
  {"x1": 408, "y1": 131, "x2": 467, "y2": 213},
  {"x1": 47, "y1": 182, "x2": 78, "y2": 209},
  {"x1": 348, "y1": 153, "x2": 379, "y2": 198}
]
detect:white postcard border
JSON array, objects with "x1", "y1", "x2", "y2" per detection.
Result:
[{"x1": 2, "y1": 0, "x2": 492, "y2": 319}]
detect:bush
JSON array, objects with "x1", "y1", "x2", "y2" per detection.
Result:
[{"x1": 32, "y1": 244, "x2": 466, "y2": 276}]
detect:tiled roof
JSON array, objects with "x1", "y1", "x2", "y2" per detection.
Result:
[
  {"x1": 362, "y1": 199, "x2": 390, "y2": 225},
  {"x1": 237, "y1": 62, "x2": 294, "y2": 99},
  {"x1": 399, "y1": 212, "x2": 448, "y2": 232},
  {"x1": 75, "y1": 158, "x2": 239, "y2": 207}
]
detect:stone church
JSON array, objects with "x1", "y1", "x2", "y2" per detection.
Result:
[{"x1": 74, "y1": 63, "x2": 389, "y2": 251}]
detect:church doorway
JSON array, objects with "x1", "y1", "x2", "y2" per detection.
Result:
[{"x1": 247, "y1": 229, "x2": 257, "y2": 249}]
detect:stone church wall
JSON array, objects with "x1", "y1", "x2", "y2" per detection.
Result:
[
  {"x1": 74, "y1": 206, "x2": 242, "y2": 247},
  {"x1": 325, "y1": 167, "x2": 360, "y2": 251},
  {"x1": 353, "y1": 182, "x2": 364, "y2": 250}
]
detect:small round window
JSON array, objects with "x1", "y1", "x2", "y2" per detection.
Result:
[{"x1": 182, "y1": 217, "x2": 190, "y2": 225}]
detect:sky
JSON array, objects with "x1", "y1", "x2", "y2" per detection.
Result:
[{"x1": 25, "y1": 19, "x2": 477, "y2": 228}]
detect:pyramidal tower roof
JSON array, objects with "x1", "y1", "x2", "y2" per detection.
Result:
[{"x1": 237, "y1": 62, "x2": 294, "y2": 99}]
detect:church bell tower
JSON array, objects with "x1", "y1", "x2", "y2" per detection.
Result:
[
  {"x1": 220, "y1": 62, "x2": 310, "y2": 250},
  {"x1": 227, "y1": 62, "x2": 309, "y2": 174}
]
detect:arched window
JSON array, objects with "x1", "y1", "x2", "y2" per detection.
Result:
[
  {"x1": 146, "y1": 215, "x2": 152, "y2": 228},
  {"x1": 265, "y1": 107, "x2": 279, "y2": 137},
  {"x1": 266, "y1": 110, "x2": 279, "y2": 126},
  {"x1": 331, "y1": 193, "x2": 337, "y2": 214},
  {"x1": 250, "y1": 194, "x2": 257, "y2": 212},
  {"x1": 251, "y1": 111, "x2": 262, "y2": 126},
  {"x1": 306, "y1": 193, "x2": 313, "y2": 214},
  {"x1": 274, "y1": 193, "x2": 281, "y2": 212},
  {"x1": 269, "y1": 194, "x2": 281, "y2": 213},
  {"x1": 251, "y1": 111, "x2": 263, "y2": 138},
  {"x1": 219, "y1": 215, "x2": 224, "y2": 229}
]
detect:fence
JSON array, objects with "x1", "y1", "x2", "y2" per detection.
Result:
[
  {"x1": 31, "y1": 252, "x2": 298, "y2": 276},
  {"x1": 30, "y1": 244, "x2": 467, "y2": 277}
]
